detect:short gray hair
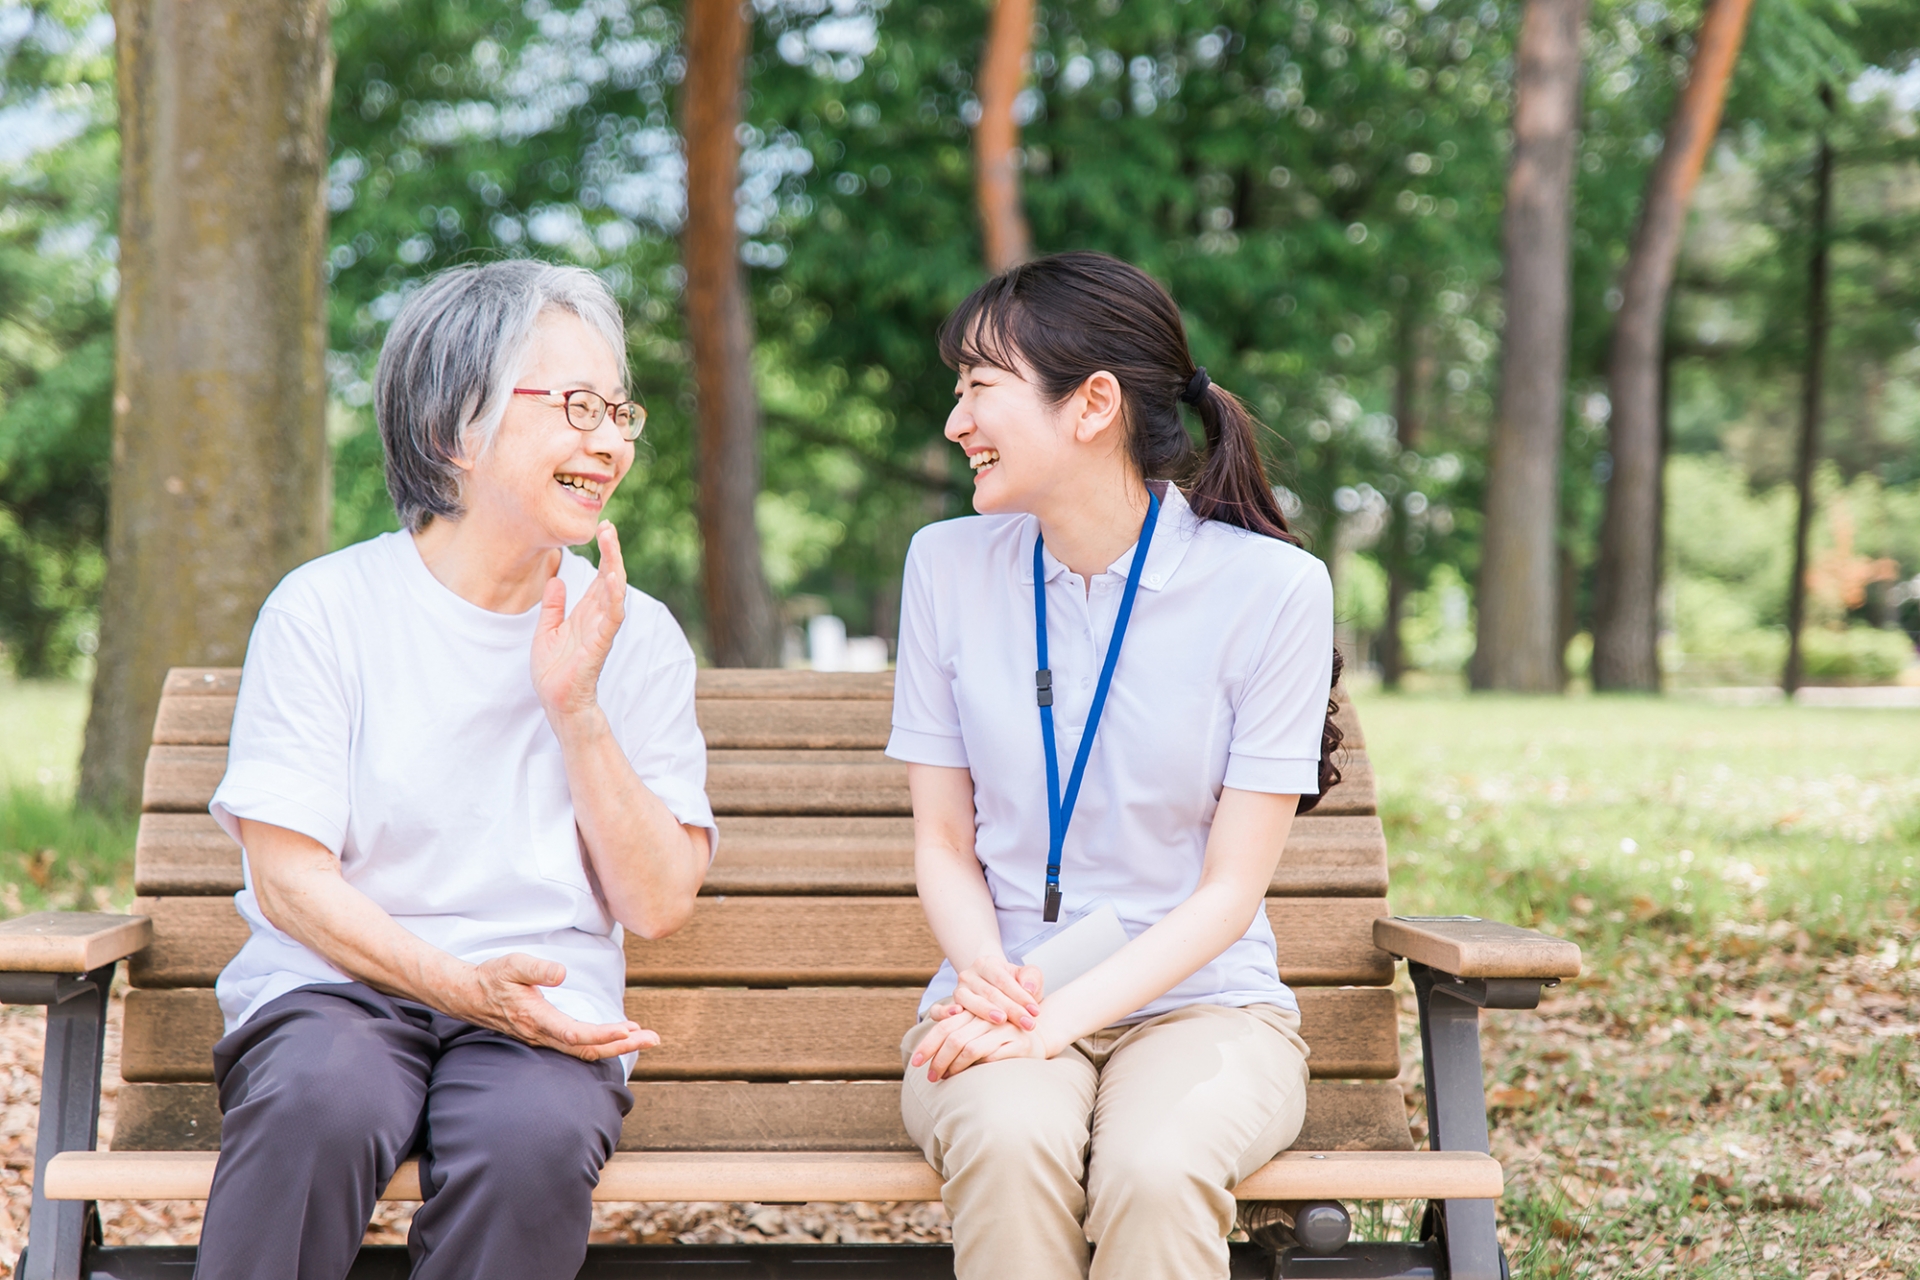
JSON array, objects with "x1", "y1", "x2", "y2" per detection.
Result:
[{"x1": 375, "y1": 260, "x2": 630, "y2": 531}]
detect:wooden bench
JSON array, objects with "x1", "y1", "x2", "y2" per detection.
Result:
[{"x1": 5, "y1": 666, "x2": 1580, "y2": 1280}]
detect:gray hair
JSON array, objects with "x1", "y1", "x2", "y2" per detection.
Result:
[{"x1": 375, "y1": 260, "x2": 630, "y2": 531}]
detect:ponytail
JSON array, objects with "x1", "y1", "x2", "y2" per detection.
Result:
[
  {"x1": 1186, "y1": 378, "x2": 1345, "y2": 810},
  {"x1": 938, "y1": 252, "x2": 1347, "y2": 808}
]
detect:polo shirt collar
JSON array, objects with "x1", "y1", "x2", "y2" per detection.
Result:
[{"x1": 1018, "y1": 481, "x2": 1201, "y2": 592}]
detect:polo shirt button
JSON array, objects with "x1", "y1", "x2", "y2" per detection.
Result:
[
  {"x1": 1146, "y1": 574, "x2": 1163, "y2": 586},
  {"x1": 1081, "y1": 677, "x2": 1092, "y2": 688}
]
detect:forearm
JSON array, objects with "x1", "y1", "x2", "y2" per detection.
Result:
[
  {"x1": 1034, "y1": 880, "x2": 1264, "y2": 1050},
  {"x1": 554, "y1": 706, "x2": 707, "y2": 938},
  {"x1": 243, "y1": 823, "x2": 478, "y2": 1012},
  {"x1": 917, "y1": 837, "x2": 1008, "y2": 972}
]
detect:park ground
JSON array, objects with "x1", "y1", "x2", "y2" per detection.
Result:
[{"x1": 0, "y1": 680, "x2": 1916, "y2": 1277}]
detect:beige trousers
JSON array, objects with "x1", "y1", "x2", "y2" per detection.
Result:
[{"x1": 901, "y1": 1002, "x2": 1311, "y2": 1280}]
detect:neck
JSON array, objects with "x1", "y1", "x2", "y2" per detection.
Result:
[
  {"x1": 1035, "y1": 475, "x2": 1154, "y2": 582},
  {"x1": 411, "y1": 511, "x2": 562, "y2": 614}
]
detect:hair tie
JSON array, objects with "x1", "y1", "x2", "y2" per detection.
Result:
[{"x1": 1181, "y1": 367, "x2": 1211, "y2": 405}]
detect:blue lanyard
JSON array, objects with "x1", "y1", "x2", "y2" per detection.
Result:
[{"x1": 1033, "y1": 489, "x2": 1161, "y2": 922}]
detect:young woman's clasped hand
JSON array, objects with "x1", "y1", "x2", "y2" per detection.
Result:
[{"x1": 910, "y1": 958, "x2": 1047, "y2": 1081}]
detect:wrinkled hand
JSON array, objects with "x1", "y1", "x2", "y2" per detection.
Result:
[
  {"x1": 937, "y1": 957, "x2": 1044, "y2": 1030},
  {"x1": 459, "y1": 952, "x2": 657, "y2": 1062},
  {"x1": 911, "y1": 1008, "x2": 1050, "y2": 1082},
  {"x1": 532, "y1": 522, "x2": 627, "y2": 724}
]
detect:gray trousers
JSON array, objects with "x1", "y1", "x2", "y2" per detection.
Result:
[{"x1": 194, "y1": 982, "x2": 631, "y2": 1280}]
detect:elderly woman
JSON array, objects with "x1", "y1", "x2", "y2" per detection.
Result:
[{"x1": 196, "y1": 261, "x2": 714, "y2": 1279}]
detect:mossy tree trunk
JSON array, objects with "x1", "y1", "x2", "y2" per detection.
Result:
[
  {"x1": 79, "y1": 0, "x2": 332, "y2": 812},
  {"x1": 1471, "y1": 0, "x2": 1589, "y2": 694}
]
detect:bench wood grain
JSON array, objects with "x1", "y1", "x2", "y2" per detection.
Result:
[
  {"x1": 1374, "y1": 916, "x2": 1583, "y2": 980},
  {"x1": 133, "y1": 812, "x2": 1389, "y2": 899},
  {"x1": 119, "y1": 985, "x2": 1398, "y2": 1084},
  {"x1": 143, "y1": 748, "x2": 1377, "y2": 820},
  {"x1": 125, "y1": 895, "x2": 1395, "y2": 989},
  {"x1": 0, "y1": 912, "x2": 152, "y2": 973},
  {"x1": 47, "y1": 1146, "x2": 1496, "y2": 1204},
  {"x1": 110, "y1": 1077, "x2": 1417, "y2": 1156}
]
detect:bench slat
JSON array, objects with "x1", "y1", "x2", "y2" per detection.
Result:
[
  {"x1": 0, "y1": 912, "x2": 152, "y2": 974},
  {"x1": 141, "y1": 747, "x2": 1378, "y2": 819},
  {"x1": 696, "y1": 671, "x2": 894, "y2": 700},
  {"x1": 111, "y1": 1077, "x2": 1416, "y2": 1156},
  {"x1": 134, "y1": 813, "x2": 1389, "y2": 899},
  {"x1": 127, "y1": 896, "x2": 1394, "y2": 991},
  {"x1": 120, "y1": 985, "x2": 1397, "y2": 1085},
  {"x1": 156, "y1": 669, "x2": 1364, "y2": 740},
  {"x1": 49, "y1": 1146, "x2": 1495, "y2": 1205},
  {"x1": 155, "y1": 693, "x2": 901, "y2": 750}
]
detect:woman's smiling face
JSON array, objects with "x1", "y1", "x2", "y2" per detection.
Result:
[
  {"x1": 945, "y1": 360, "x2": 1076, "y2": 516},
  {"x1": 457, "y1": 307, "x2": 635, "y2": 549}
]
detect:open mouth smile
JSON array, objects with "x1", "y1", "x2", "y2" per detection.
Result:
[
  {"x1": 968, "y1": 449, "x2": 1000, "y2": 477},
  {"x1": 555, "y1": 473, "x2": 606, "y2": 505}
]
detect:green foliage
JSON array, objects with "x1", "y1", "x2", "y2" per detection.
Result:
[
  {"x1": 2, "y1": 0, "x2": 1917, "y2": 677},
  {"x1": 1664, "y1": 454, "x2": 1920, "y2": 685},
  {"x1": 1798, "y1": 624, "x2": 1915, "y2": 684},
  {"x1": 0, "y1": 0, "x2": 116, "y2": 677}
]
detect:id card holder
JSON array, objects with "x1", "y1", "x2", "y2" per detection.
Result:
[{"x1": 1013, "y1": 899, "x2": 1131, "y2": 994}]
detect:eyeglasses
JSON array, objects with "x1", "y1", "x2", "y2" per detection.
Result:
[{"x1": 512, "y1": 388, "x2": 647, "y2": 441}]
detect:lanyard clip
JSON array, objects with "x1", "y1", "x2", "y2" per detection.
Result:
[
  {"x1": 1043, "y1": 882, "x2": 1062, "y2": 923},
  {"x1": 1035, "y1": 668, "x2": 1053, "y2": 708}
]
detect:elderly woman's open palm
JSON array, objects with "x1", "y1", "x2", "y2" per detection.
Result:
[{"x1": 534, "y1": 520, "x2": 628, "y2": 720}]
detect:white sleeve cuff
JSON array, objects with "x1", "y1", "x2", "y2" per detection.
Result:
[
  {"x1": 209, "y1": 760, "x2": 350, "y2": 855},
  {"x1": 1222, "y1": 753, "x2": 1320, "y2": 797},
  {"x1": 885, "y1": 726, "x2": 970, "y2": 769}
]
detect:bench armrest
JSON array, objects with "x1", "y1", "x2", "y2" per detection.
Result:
[
  {"x1": 1374, "y1": 915, "x2": 1580, "y2": 981},
  {"x1": 0, "y1": 911, "x2": 152, "y2": 975}
]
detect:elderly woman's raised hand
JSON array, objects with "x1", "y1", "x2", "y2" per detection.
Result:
[
  {"x1": 458, "y1": 952, "x2": 659, "y2": 1062},
  {"x1": 533, "y1": 521, "x2": 628, "y2": 726}
]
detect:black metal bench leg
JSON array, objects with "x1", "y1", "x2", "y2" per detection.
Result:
[
  {"x1": 1413, "y1": 964, "x2": 1509, "y2": 1280},
  {"x1": 17, "y1": 964, "x2": 116, "y2": 1280}
]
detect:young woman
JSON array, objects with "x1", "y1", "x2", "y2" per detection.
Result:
[{"x1": 886, "y1": 252, "x2": 1342, "y2": 1279}]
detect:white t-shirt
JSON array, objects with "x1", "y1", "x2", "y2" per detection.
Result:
[
  {"x1": 210, "y1": 531, "x2": 716, "y2": 1056},
  {"x1": 886, "y1": 482, "x2": 1333, "y2": 1022}
]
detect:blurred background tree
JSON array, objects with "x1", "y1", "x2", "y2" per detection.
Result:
[{"x1": 4, "y1": 0, "x2": 1919, "y2": 736}]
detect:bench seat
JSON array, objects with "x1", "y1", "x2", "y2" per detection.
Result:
[
  {"x1": 45, "y1": 1148, "x2": 1502, "y2": 1204},
  {"x1": 7, "y1": 667, "x2": 1577, "y2": 1278}
]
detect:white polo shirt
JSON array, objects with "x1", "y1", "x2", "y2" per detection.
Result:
[
  {"x1": 886, "y1": 482, "x2": 1333, "y2": 1022},
  {"x1": 209, "y1": 531, "x2": 717, "y2": 1057}
]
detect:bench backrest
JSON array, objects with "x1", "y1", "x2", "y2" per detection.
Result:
[{"x1": 116, "y1": 668, "x2": 1410, "y2": 1155}]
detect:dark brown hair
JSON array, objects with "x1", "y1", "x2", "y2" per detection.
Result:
[{"x1": 938, "y1": 251, "x2": 1344, "y2": 809}]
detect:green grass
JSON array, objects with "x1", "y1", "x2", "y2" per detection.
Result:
[
  {"x1": 1355, "y1": 692, "x2": 1920, "y2": 1279},
  {"x1": 1362, "y1": 693, "x2": 1920, "y2": 953},
  {"x1": 0, "y1": 677, "x2": 135, "y2": 913}
]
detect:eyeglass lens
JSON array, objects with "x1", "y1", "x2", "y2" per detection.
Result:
[{"x1": 562, "y1": 391, "x2": 644, "y2": 438}]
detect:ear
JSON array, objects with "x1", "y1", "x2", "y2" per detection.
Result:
[{"x1": 1071, "y1": 371, "x2": 1126, "y2": 446}]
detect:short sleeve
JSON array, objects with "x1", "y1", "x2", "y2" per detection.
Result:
[
  {"x1": 885, "y1": 533, "x2": 969, "y2": 769},
  {"x1": 1222, "y1": 559, "x2": 1334, "y2": 796},
  {"x1": 210, "y1": 605, "x2": 353, "y2": 855},
  {"x1": 605, "y1": 599, "x2": 719, "y2": 854}
]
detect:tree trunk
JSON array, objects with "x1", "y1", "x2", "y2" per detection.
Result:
[
  {"x1": 1591, "y1": 0, "x2": 1755, "y2": 691},
  {"x1": 1381, "y1": 304, "x2": 1432, "y2": 691},
  {"x1": 974, "y1": 0, "x2": 1035, "y2": 273},
  {"x1": 1471, "y1": 0, "x2": 1590, "y2": 693},
  {"x1": 79, "y1": 0, "x2": 332, "y2": 812},
  {"x1": 1784, "y1": 93, "x2": 1834, "y2": 696},
  {"x1": 682, "y1": 0, "x2": 780, "y2": 667}
]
